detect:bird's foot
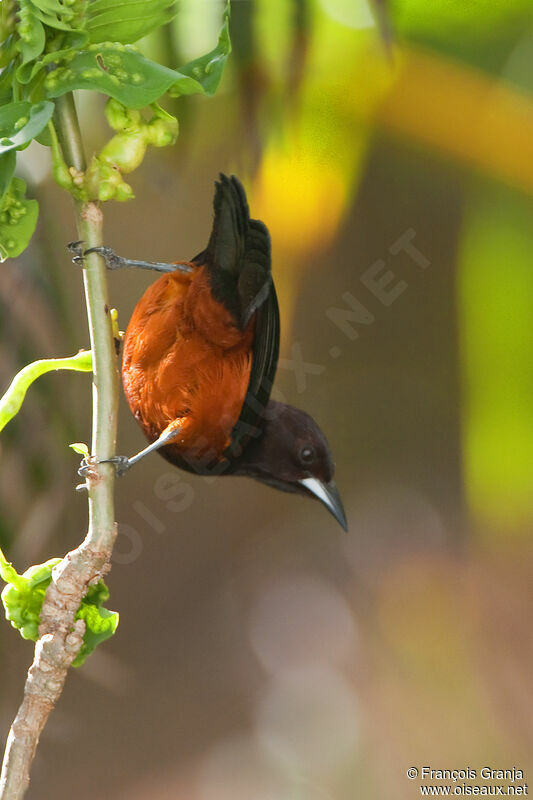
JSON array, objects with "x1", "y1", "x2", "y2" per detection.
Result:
[
  {"x1": 68, "y1": 242, "x2": 130, "y2": 271},
  {"x1": 84, "y1": 246, "x2": 130, "y2": 270},
  {"x1": 68, "y1": 240, "x2": 85, "y2": 266},
  {"x1": 67, "y1": 241, "x2": 192, "y2": 274},
  {"x1": 106, "y1": 455, "x2": 132, "y2": 476},
  {"x1": 78, "y1": 455, "x2": 131, "y2": 478}
]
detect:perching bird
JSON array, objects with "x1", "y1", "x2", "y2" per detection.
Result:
[{"x1": 73, "y1": 175, "x2": 346, "y2": 529}]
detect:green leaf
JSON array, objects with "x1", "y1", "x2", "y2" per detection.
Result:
[
  {"x1": 172, "y1": 0, "x2": 231, "y2": 98},
  {"x1": 0, "y1": 177, "x2": 38, "y2": 260},
  {"x1": 17, "y1": 30, "x2": 89, "y2": 84},
  {"x1": 0, "y1": 100, "x2": 54, "y2": 154},
  {"x1": 0, "y1": 151, "x2": 16, "y2": 199},
  {"x1": 43, "y1": 2, "x2": 231, "y2": 105},
  {"x1": 30, "y1": 0, "x2": 81, "y2": 32},
  {"x1": 0, "y1": 2, "x2": 17, "y2": 46},
  {"x1": 31, "y1": 12, "x2": 75, "y2": 32},
  {"x1": 72, "y1": 581, "x2": 119, "y2": 667},
  {"x1": 69, "y1": 441, "x2": 90, "y2": 457},
  {"x1": 0, "y1": 30, "x2": 17, "y2": 66},
  {"x1": 0, "y1": 548, "x2": 119, "y2": 664},
  {"x1": 87, "y1": 0, "x2": 177, "y2": 45},
  {"x1": 0, "y1": 349, "x2": 93, "y2": 431},
  {"x1": 16, "y1": 6, "x2": 46, "y2": 67},
  {"x1": 0, "y1": 551, "x2": 62, "y2": 640},
  {"x1": 0, "y1": 60, "x2": 16, "y2": 105},
  {"x1": 34, "y1": 124, "x2": 52, "y2": 146},
  {"x1": 44, "y1": 44, "x2": 181, "y2": 108},
  {"x1": 32, "y1": 0, "x2": 70, "y2": 14}
]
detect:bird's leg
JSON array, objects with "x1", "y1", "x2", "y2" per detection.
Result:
[
  {"x1": 67, "y1": 241, "x2": 193, "y2": 275},
  {"x1": 78, "y1": 420, "x2": 184, "y2": 478}
]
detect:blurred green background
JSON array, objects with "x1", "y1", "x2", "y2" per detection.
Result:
[{"x1": 1, "y1": 0, "x2": 533, "y2": 798}]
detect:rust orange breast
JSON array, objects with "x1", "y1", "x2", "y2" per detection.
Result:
[{"x1": 122, "y1": 264, "x2": 254, "y2": 465}]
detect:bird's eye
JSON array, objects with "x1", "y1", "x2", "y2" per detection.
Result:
[{"x1": 300, "y1": 446, "x2": 315, "y2": 464}]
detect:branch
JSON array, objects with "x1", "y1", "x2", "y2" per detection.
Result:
[{"x1": 0, "y1": 93, "x2": 120, "y2": 800}]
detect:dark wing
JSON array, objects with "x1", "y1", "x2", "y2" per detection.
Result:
[
  {"x1": 225, "y1": 280, "x2": 280, "y2": 461},
  {"x1": 192, "y1": 174, "x2": 271, "y2": 328},
  {"x1": 193, "y1": 174, "x2": 280, "y2": 460}
]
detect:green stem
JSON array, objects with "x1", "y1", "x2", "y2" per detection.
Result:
[
  {"x1": 0, "y1": 93, "x2": 120, "y2": 800},
  {"x1": 53, "y1": 93, "x2": 86, "y2": 173},
  {"x1": 53, "y1": 93, "x2": 119, "y2": 546}
]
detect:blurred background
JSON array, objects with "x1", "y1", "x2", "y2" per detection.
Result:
[{"x1": 1, "y1": 0, "x2": 533, "y2": 797}]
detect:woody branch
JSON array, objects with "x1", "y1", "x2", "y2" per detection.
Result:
[{"x1": 0, "y1": 92, "x2": 119, "y2": 800}]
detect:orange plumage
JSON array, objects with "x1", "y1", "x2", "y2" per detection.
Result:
[{"x1": 122, "y1": 264, "x2": 255, "y2": 466}]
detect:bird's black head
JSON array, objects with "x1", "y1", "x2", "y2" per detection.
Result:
[{"x1": 234, "y1": 400, "x2": 347, "y2": 530}]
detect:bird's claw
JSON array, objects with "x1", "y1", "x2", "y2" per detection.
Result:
[
  {"x1": 68, "y1": 240, "x2": 84, "y2": 254},
  {"x1": 68, "y1": 240, "x2": 85, "y2": 265},
  {"x1": 78, "y1": 456, "x2": 94, "y2": 478},
  {"x1": 67, "y1": 242, "x2": 124, "y2": 270},
  {"x1": 78, "y1": 455, "x2": 131, "y2": 478}
]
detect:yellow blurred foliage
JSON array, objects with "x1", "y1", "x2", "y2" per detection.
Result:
[{"x1": 377, "y1": 46, "x2": 533, "y2": 196}]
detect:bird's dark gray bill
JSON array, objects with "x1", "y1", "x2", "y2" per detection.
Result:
[{"x1": 299, "y1": 477, "x2": 348, "y2": 531}]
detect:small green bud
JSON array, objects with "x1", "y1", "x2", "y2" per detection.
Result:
[
  {"x1": 145, "y1": 117, "x2": 179, "y2": 148},
  {"x1": 99, "y1": 132, "x2": 147, "y2": 174},
  {"x1": 105, "y1": 99, "x2": 141, "y2": 132},
  {"x1": 98, "y1": 181, "x2": 116, "y2": 202},
  {"x1": 53, "y1": 160, "x2": 74, "y2": 191},
  {"x1": 114, "y1": 181, "x2": 134, "y2": 202}
]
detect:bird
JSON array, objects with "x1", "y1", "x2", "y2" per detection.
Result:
[{"x1": 72, "y1": 175, "x2": 347, "y2": 530}]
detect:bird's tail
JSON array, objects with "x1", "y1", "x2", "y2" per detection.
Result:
[{"x1": 193, "y1": 174, "x2": 272, "y2": 328}]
